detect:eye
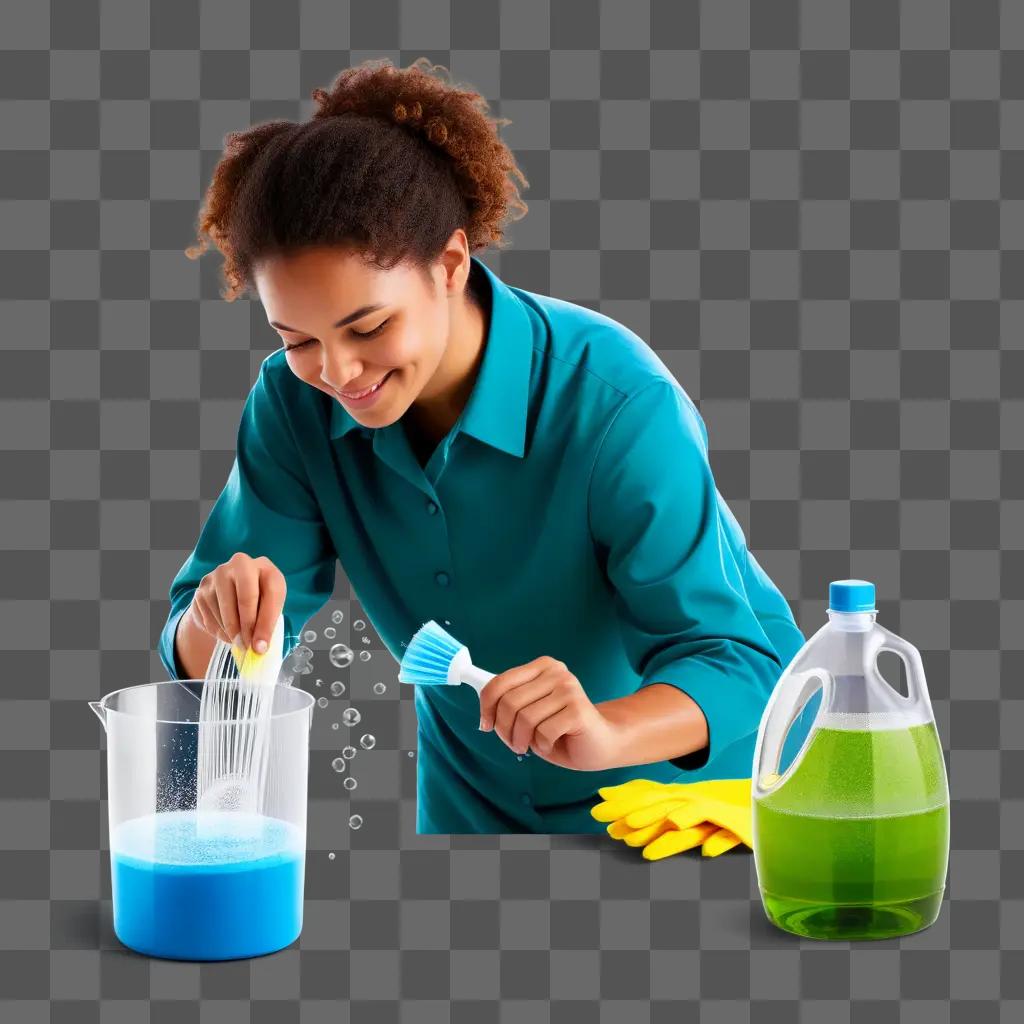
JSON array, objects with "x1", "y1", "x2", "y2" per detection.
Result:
[
  {"x1": 283, "y1": 317, "x2": 390, "y2": 351},
  {"x1": 351, "y1": 318, "x2": 390, "y2": 339}
]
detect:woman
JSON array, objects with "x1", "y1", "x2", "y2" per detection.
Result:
[{"x1": 159, "y1": 58, "x2": 806, "y2": 834}]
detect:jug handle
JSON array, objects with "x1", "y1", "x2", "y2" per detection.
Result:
[
  {"x1": 874, "y1": 633, "x2": 930, "y2": 710},
  {"x1": 752, "y1": 668, "x2": 831, "y2": 799}
]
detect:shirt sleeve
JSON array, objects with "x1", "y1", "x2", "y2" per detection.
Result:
[
  {"x1": 157, "y1": 358, "x2": 337, "y2": 680},
  {"x1": 587, "y1": 378, "x2": 785, "y2": 772}
]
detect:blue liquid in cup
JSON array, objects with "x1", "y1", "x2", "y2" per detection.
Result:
[{"x1": 111, "y1": 809, "x2": 305, "y2": 960}]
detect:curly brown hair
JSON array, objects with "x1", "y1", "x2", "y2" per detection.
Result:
[{"x1": 184, "y1": 56, "x2": 529, "y2": 301}]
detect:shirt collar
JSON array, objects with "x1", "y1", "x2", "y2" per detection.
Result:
[{"x1": 329, "y1": 254, "x2": 532, "y2": 458}]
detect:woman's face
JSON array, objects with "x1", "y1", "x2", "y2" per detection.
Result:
[{"x1": 254, "y1": 246, "x2": 452, "y2": 426}]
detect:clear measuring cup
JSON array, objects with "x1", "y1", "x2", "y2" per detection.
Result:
[
  {"x1": 89, "y1": 680, "x2": 315, "y2": 960},
  {"x1": 752, "y1": 580, "x2": 950, "y2": 941}
]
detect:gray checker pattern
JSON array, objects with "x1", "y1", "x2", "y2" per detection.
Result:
[{"x1": 0, "y1": 0, "x2": 1019, "y2": 1021}]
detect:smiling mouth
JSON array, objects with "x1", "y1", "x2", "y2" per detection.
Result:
[{"x1": 335, "y1": 370, "x2": 395, "y2": 400}]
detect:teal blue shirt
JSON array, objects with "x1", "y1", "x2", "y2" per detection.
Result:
[{"x1": 158, "y1": 255, "x2": 806, "y2": 834}]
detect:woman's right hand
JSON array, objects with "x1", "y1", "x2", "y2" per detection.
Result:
[{"x1": 187, "y1": 552, "x2": 286, "y2": 654}]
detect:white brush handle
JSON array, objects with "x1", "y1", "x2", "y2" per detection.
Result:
[
  {"x1": 458, "y1": 663, "x2": 495, "y2": 695},
  {"x1": 447, "y1": 646, "x2": 495, "y2": 695}
]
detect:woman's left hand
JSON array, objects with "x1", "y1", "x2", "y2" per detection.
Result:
[{"x1": 478, "y1": 656, "x2": 622, "y2": 771}]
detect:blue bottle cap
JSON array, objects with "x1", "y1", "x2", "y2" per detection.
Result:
[{"x1": 829, "y1": 579, "x2": 876, "y2": 613}]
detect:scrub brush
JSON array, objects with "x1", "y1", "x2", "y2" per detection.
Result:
[{"x1": 398, "y1": 620, "x2": 495, "y2": 695}]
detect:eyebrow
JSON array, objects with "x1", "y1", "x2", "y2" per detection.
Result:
[{"x1": 270, "y1": 303, "x2": 387, "y2": 334}]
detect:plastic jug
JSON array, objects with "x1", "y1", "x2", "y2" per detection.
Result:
[
  {"x1": 751, "y1": 580, "x2": 949, "y2": 941},
  {"x1": 90, "y1": 679, "x2": 315, "y2": 960}
]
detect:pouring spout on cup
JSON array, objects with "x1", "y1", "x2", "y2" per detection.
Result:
[{"x1": 89, "y1": 701, "x2": 107, "y2": 730}]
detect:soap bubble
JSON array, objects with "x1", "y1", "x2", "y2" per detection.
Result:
[
  {"x1": 359, "y1": 734, "x2": 375, "y2": 750},
  {"x1": 330, "y1": 680, "x2": 345, "y2": 697},
  {"x1": 331, "y1": 610, "x2": 344, "y2": 624},
  {"x1": 342, "y1": 746, "x2": 357, "y2": 760},
  {"x1": 328, "y1": 851, "x2": 336, "y2": 861},
  {"x1": 324, "y1": 626, "x2": 336, "y2": 640},
  {"x1": 342, "y1": 708, "x2": 361, "y2": 727},
  {"x1": 315, "y1": 678, "x2": 322, "y2": 687},
  {"x1": 349, "y1": 814, "x2": 362, "y2": 830},
  {"x1": 291, "y1": 645, "x2": 314, "y2": 674},
  {"x1": 353, "y1": 619, "x2": 366, "y2": 631},
  {"x1": 329, "y1": 644, "x2": 354, "y2": 668},
  {"x1": 373, "y1": 682, "x2": 386, "y2": 695},
  {"x1": 331, "y1": 722, "x2": 339, "y2": 731},
  {"x1": 279, "y1": 674, "x2": 294, "y2": 687},
  {"x1": 359, "y1": 651, "x2": 371, "y2": 662},
  {"x1": 361, "y1": 636, "x2": 371, "y2": 644},
  {"x1": 331, "y1": 757, "x2": 346, "y2": 773},
  {"x1": 407, "y1": 751, "x2": 415, "y2": 757},
  {"x1": 303, "y1": 630, "x2": 317, "y2": 643},
  {"x1": 317, "y1": 696, "x2": 328, "y2": 709},
  {"x1": 343, "y1": 777, "x2": 357, "y2": 790}
]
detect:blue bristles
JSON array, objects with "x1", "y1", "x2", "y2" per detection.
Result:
[{"x1": 398, "y1": 620, "x2": 464, "y2": 686}]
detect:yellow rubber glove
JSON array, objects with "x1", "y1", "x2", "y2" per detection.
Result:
[
  {"x1": 591, "y1": 778, "x2": 752, "y2": 860},
  {"x1": 591, "y1": 777, "x2": 731, "y2": 824},
  {"x1": 642, "y1": 790, "x2": 752, "y2": 860}
]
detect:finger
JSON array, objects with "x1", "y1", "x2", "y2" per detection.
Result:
[
  {"x1": 643, "y1": 822, "x2": 718, "y2": 861},
  {"x1": 195, "y1": 592, "x2": 230, "y2": 644},
  {"x1": 590, "y1": 787, "x2": 689, "y2": 823},
  {"x1": 233, "y1": 564, "x2": 261, "y2": 650},
  {"x1": 606, "y1": 817, "x2": 666, "y2": 843},
  {"x1": 478, "y1": 659, "x2": 549, "y2": 729},
  {"x1": 186, "y1": 595, "x2": 211, "y2": 635},
  {"x1": 606, "y1": 819, "x2": 637, "y2": 840},
  {"x1": 492, "y1": 671, "x2": 559, "y2": 749},
  {"x1": 510, "y1": 691, "x2": 572, "y2": 755},
  {"x1": 213, "y1": 572, "x2": 241, "y2": 648},
  {"x1": 702, "y1": 828, "x2": 743, "y2": 857},
  {"x1": 252, "y1": 561, "x2": 286, "y2": 653},
  {"x1": 622, "y1": 818, "x2": 676, "y2": 848},
  {"x1": 530, "y1": 703, "x2": 583, "y2": 757},
  {"x1": 659, "y1": 804, "x2": 711, "y2": 831},
  {"x1": 596, "y1": 779, "x2": 658, "y2": 801},
  {"x1": 622, "y1": 797, "x2": 696, "y2": 830}
]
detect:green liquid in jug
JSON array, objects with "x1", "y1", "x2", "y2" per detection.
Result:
[{"x1": 754, "y1": 720, "x2": 949, "y2": 941}]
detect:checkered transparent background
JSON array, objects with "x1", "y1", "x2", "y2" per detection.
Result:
[{"x1": 1, "y1": 0, "x2": 1021, "y2": 1020}]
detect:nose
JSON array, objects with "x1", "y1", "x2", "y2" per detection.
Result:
[{"x1": 320, "y1": 346, "x2": 363, "y2": 392}]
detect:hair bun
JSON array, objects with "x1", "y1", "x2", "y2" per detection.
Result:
[
  {"x1": 187, "y1": 57, "x2": 527, "y2": 301},
  {"x1": 307, "y1": 57, "x2": 526, "y2": 246},
  {"x1": 312, "y1": 67, "x2": 451, "y2": 150}
]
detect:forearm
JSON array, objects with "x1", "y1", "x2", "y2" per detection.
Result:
[
  {"x1": 173, "y1": 603, "x2": 217, "y2": 680},
  {"x1": 598, "y1": 682, "x2": 709, "y2": 768}
]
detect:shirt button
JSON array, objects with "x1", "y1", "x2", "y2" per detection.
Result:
[
  {"x1": 520, "y1": 793, "x2": 532, "y2": 806},
  {"x1": 434, "y1": 571, "x2": 450, "y2": 587},
  {"x1": 426, "y1": 500, "x2": 438, "y2": 515}
]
